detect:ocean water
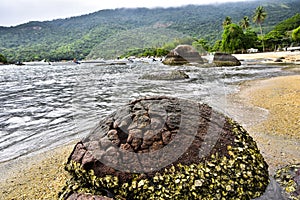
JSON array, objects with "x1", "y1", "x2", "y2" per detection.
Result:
[{"x1": 0, "y1": 61, "x2": 295, "y2": 163}]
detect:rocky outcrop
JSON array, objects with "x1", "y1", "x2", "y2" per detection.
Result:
[
  {"x1": 213, "y1": 53, "x2": 241, "y2": 66},
  {"x1": 140, "y1": 70, "x2": 189, "y2": 80},
  {"x1": 163, "y1": 45, "x2": 204, "y2": 65},
  {"x1": 60, "y1": 96, "x2": 269, "y2": 200}
]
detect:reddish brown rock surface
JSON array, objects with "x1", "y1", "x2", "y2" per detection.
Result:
[{"x1": 61, "y1": 96, "x2": 269, "y2": 199}]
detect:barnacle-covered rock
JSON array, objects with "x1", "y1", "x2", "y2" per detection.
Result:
[
  {"x1": 274, "y1": 164, "x2": 300, "y2": 200},
  {"x1": 60, "y1": 96, "x2": 269, "y2": 199}
]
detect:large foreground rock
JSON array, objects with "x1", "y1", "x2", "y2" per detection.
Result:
[
  {"x1": 213, "y1": 52, "x2": 241, "y2": 66},
  {"x1": 60, "y1": 96, "x2": 269, "y2": 199},
  {"x1": 163, "y1": 45, "x2": 204, "y2": 65}
]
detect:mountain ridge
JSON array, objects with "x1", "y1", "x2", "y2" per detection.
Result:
[{"x1": 1, "y1": 0, "x2": 300, "y2": 61}]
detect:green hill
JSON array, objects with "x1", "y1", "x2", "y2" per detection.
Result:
[
  {"x1": 0, "y1": 0, "x2": 300, "y2": 62},
  {"x1": 87, "y1": 27, "x2": 188, "y2": 59},
  {"x1": 265, "y1": 13, "x2": 300, "y2": 48}
]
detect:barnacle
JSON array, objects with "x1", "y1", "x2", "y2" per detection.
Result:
[
  {"x1": 275, "y1": 164, "x2": 300, "y2": 200},
  {"x1": 60, "y1": 144, "x2": 269, "y2": 200}
]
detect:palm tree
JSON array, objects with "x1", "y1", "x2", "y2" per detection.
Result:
[
  {"x1": 253, "y1": 6, "x2": 267, "y2": 51},
  {"x1": 239, "y1": 16, "x2": 250, "y2": 30},
  {"x1": 223, "y1": 16, "x2": 232, "y2": 28}
]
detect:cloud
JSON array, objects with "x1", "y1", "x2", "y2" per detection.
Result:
[
  {"x1": 0, "y1": 0, "x2": 247, "y2": 26},
  {"x1": 1, "y1": 0, "x2": 97, "y2": 26}
]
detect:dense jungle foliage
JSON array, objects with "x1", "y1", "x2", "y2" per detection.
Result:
[
  {"x1": 0, "y1": 54, "x2": 7, "y2": 64},
  {"x1": 0, "y1": 0, "x2": 300, "y2": 62},
  {"x1": 265, "y1": 13, "x2": 300, "y2": 49}
]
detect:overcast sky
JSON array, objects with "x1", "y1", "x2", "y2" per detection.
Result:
[{"x1": 0, "y1": 0, "x2": 249, "y2": 27}]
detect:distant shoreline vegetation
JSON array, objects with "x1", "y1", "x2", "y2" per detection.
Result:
[
  {"x1": 0, "y1": 54, "x2": 8, "y2": 64},
  {"x1": 116, "y1": 10, "x2": 300, "y2": 59},
  {"x1": 0, "y1": 0, "x2": 300, "y2": 62}
]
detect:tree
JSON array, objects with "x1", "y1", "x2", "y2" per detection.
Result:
[
  {"x1": 212, "y1": 40, "x2": 222, "y2": 52},
  {"x1": 264, "y1": 13, "x2": 300, "y2": 50},
  {"x1": 192, "y1": 38, "x2": 210, "y2": 54},
  {"x1": 292, "y1": 26, "x2": 300, "y2": 42},
  {"x1": 162, "y1": 37, "x2": 195, "y2": 51},
  {"x1": 265, "y1": 30, "x2": 291, "y2": 50},
  {"x1": 221, "y1": 24, "x2": 245, "y2": 53},
  {"x1": 253, "y1": 6, "x2": 267, "y2": 51},
  {"x1": 223, "y1": 16, "x2": 232, "y2": 28},
  {"x1": 243, "y1": 29, "x2": 258, "y2": 49},
  {"x1": 0, "y1": 54, "x2": 8, "y2": 64},
  {"x1": 239, "y1": 16, "x2": 250, "y2": 30}
]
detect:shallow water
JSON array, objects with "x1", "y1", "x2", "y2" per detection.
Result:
[{"x1": 0, "y1": 61, "x2": 295, "y2": 163}]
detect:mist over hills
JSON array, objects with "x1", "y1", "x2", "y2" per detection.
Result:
[{"x1": 1, "y1": 0, "x2": 300, "y2": 61}]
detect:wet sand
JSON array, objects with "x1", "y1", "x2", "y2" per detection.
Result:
[
  {"x1": 0, "y1": 75, "x2": 299, "y2": 199},
  {"x1": 227, "y1": 75, "x2": 300, "y2": 174},
  {"x1": 0, "y1": 142, "x2": 77, "y2": 199}
]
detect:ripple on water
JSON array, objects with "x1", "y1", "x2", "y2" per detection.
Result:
[
  {"x1": 5, "y1": 116, "x2": 32, "y2": 125},
  {"x1": 25, "y1": 118, "x2": 51, "y2": 126},
  {"x1": 49, "y1": 118, "x2": 69, "y2": 126},
  {"x1": 0, "y1": 62, "x2": 297, "y2": 163},
  {"x1": 33, "y1": 79, "x2": 57, "y2": 86},
  {"x1": 44, "y1": 109, "x2": 72, "y2": 118}
]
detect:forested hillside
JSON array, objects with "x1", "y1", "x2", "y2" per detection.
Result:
[
  {"x1": 0, "y1": 0, "x2": 300, "y2": 62},
  {"x1": 265, "y1": 13, "x2": 300, "y2": 49}
]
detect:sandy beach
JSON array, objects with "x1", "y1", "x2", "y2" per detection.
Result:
[
  {"x1": 0, "y1": 142, "x2": 77, "y2": 199},
  {"x1": 0, "y1": 52, "x2": 299, "y2": 199},
  {"x1": 227, "y1": 75, "x2": 300, "y2": 175},
  {"x1": 234, "y1": 51, "x2": 300, "y2": 63}
]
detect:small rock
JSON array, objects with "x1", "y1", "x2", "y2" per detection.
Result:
[
  {"x1": 140, "y1": 70, "x2": 189, "y2": 81},
  {"x1": 275, "y1": 58, "x2": 283, "y2": 62}
]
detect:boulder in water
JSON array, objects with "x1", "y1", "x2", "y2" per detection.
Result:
[
  {"x1": 163, "y1": 45, "x2": 204, "y2": 65},
  {"x1": 60, "y1": 96, "x2": 269, "y2": 199},
  {"x1": 213, "y1": 52, "x2": 241, "y2": 66}
]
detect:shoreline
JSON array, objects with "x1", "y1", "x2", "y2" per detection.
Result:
[
  {"x1": 0, "y1": 74, "x2": 299, "y2": 199},
  {"x1": 226, "y1": 75, "x2": 300, "y2": 174},
  {"x1": 234, "y1": 51, "x2": 300, "y2": 63},
  {"x1": 0, "y1": 142, "x2": 77, "y2": 199}
]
